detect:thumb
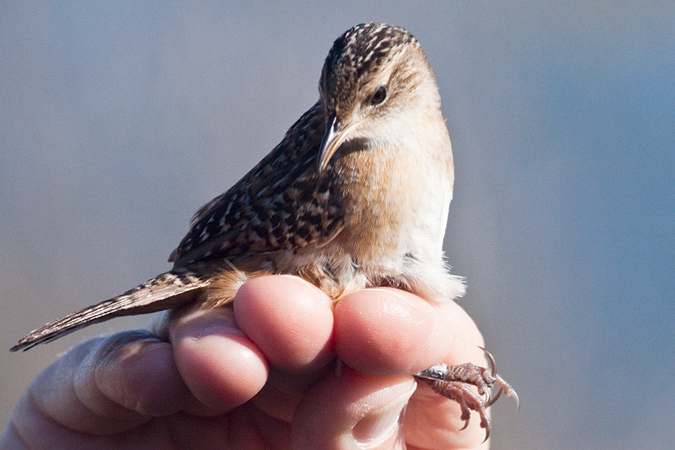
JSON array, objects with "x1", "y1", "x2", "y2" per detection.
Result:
[{"x1": 291, "y1": 368, "x2": 416, "y2": 450}]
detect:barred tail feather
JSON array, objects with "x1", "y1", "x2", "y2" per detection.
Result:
[{"x1": 11, "y1": 269, "x2": 209, "y2": 352}]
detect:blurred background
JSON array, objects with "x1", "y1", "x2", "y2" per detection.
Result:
[{"x1": 1, "y1": 1, "x2": 674, "y2": 448}]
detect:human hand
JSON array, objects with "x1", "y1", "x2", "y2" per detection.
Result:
[{"x1": 1, "y1": 275, "x2": 489, "y2": 449}]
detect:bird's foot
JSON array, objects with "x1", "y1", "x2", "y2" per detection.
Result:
[{"x1": 413, "y1": 347, "x2": 519, "y2": 442}]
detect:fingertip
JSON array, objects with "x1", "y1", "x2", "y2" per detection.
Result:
[
  {"x1": 171, "y1": 309, "x2": 268, "y2": 413},
  {"x1": 334, "y1": 288, "x2": 455, "y2": 375},
  {"x1": 234, "y1": 275, "x2": 334, "y2": 373},
  {"x1": 90, "y1": 331, "x2": 191, "y2": 417}
]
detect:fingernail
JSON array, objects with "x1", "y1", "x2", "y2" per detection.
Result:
[
  {"x1": 170, "y1": 309, "x2": 241, "y2": 340},
  {"x1": 196, "y1": 323, "x2": 243, "y2": 339},
  {"x1": 279, "y1": 275, "x2": 330, "y2": 301},
  {"x1": 366, "y1": 288, "x2": 408, "y2": 301},
  {"x1": 280, "y1": 274, "x2": 318, "y2": 290},
  {"x1": 353, "y1": 380, "x2": 416, "y2": 449},
  {"x1": 366, "y1": 288, "x2": 423, "y2": 313}
]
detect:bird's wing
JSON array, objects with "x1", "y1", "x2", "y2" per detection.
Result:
[{"x1": 169, "y1": 102, "x2": 346, "y2": 267}]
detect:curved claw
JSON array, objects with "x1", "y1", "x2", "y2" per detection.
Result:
[
  {"x1": 511, "y1": 389, "x2": 521, "y2": 411},
  {"x1": 483, "y1": 387, "x2": 491, "y2": 405},
  {"x1": 482, "y1": 425, "x2": 491, "y2": 443},
  {"x1": 460, "y1": 417, "x2": 470, "y2": 431},
  {"x1": 486, "y1": 386, "x2": 502, "y2": 407},
  {"x1": 478, "y1": 346, "x2": 498, "y2": 375},
  {"x1": 479, "y1": 411, "x2": 492, "y2": 443}
]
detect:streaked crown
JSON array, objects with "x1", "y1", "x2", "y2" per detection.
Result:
[{"x1": 319, "y1": 23, "x2": 422, "y2": 116}]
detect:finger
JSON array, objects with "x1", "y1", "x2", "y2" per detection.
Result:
[
  {"x1": 20, "y1": 331, "x2": 191, "y2": 436},
  {"x1": 336, "y1": 289, "x2": 490, "y2": 449},
  {"x1": 170, "y1": 307, "x2": 269, "y2": 414},
  {"x1": 292, "y1": 367, "x2": 416, "y2": 450},
  {"x1": 233, "y1": 275, "x2": 335, "y2": 373},
  {"x1": 334, "y1": 288, "x2": 457, "y2": 375}
]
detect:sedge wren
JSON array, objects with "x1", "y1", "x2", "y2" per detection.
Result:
[{"x1": 12, "y1": 22, "x2": 517, "y2": 438}]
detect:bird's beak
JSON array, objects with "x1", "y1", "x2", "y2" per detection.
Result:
[{"x1": 317, "y1": 115, "x2": 357, "y2": 172}]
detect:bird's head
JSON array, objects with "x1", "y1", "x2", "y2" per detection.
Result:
[{"x1": 316, "y1": 22, "x2": 442, "y2": 172}]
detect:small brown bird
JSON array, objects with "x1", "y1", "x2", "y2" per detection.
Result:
[{"x1": 12, "y1": 23, "x2": 516, "y2": 438}]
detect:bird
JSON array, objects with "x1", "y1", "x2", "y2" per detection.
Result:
[{"x1": 11, "y1": 22, "x2": 517, "y2": 438}]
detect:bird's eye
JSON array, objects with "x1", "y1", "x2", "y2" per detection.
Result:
[{"x1": 370, "y1": 86, "x2": 387, "y2": 105}]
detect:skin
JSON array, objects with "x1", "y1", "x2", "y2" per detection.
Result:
[{"x1": 1, "y1": 275, "x2": 489, "y2": 450}]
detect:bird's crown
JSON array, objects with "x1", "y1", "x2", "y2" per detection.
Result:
[{"x1": 319, "y1": 23, "x2": 421, "y2": 115}]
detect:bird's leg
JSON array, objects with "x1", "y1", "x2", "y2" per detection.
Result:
[{"x1": 413, "y1": 348, "x2": 519, "y2": 442}]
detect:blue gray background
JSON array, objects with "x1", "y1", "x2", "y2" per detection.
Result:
[{"x1": 1, "y1": 2, "x2": 674, "y2": 449}]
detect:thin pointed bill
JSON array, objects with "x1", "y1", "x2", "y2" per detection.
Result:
[{"x1": 317, "y1": 115, "x2": 359, "y2": 172}]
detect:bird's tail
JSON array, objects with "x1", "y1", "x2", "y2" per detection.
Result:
[{"x1": 11, "y1": 268, "x2": 209, "y2": 352}]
